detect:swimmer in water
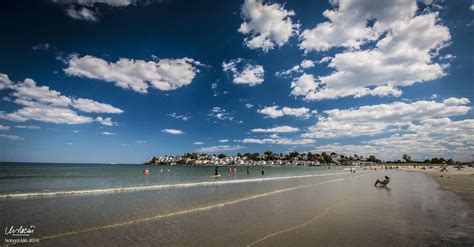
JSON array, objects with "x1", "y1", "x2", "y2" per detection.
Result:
[{"x1": 143, "y1": 168, "x2": 150, "y2": 176}]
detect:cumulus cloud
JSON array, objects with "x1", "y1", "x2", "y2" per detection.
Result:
[
  {"x1": 72, "y1": 98, "x2": 123, "y2": 113},
  {"x1": 239, "y1": 0, "x2": 297, "y2": 51},
  {"x1": 276, "y1": 60, "x2": 315, "y2": 78},
  {"x1": 251, "y1": 126, "x2": 299, "y2": 133},
  {"x1": 0, "y1": 73, "x2": 122, "y2": 125},
  {"x1": 197, "y1": 145, "x2": 244, "y2": 153},
  {"x1": 312, "y1": 117, "x2": 474, "y2": 161},
  {"x1": 64, "y1": 55, "x2": 202, "y2": 93},
  {"x1": 290, "y1": 73, "x2": 318, "y2": 97},
  {"x1": 95, "y1": 116, "x2": 117, "y2": 126},
  {"x1": 161, "y1": 129, "x2": 184, "y2": 135},
  {"x1": 300, "y1": 0, "x2": 417, "y2": 52},
  {"x1": 1, "y1": 106, "x2": 93, "y2": 124},
  {"x1": 258, "y1": 106, "x2": 312, "y2": 119},
  {"x1": 296, "y1": 0, "x2": 451, "y2": 100},
  {"x1": 222, "y1": 59, "x2": 264, "y2": 86},
  {"x1": 303, "y1": 98, "x2": 471, "y2": 138}
]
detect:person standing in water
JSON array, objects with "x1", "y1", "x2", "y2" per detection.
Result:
[
  {"x1": 233, "y1": 167, "x2": 237, "y2": 176},
  {"x1": 246, "y1": 166, "x2": 250, "y2": 176},
  {"x1": 143, "y1": 168, "x2": 150, "y2": 176},
  {"x1": 214, "y1": 166, "x2": 219, "y2": 176},
  {"x1": 261, "y1": 167, "x2": 265, "y2": 175}
]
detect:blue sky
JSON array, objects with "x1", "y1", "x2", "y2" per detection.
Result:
[{"x1": 0, "y1": 0, "x2": 473, "y2": 163}]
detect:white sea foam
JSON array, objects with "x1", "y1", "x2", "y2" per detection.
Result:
[{"x1": 0, "y1": 172, "x2": 351, "y2": 199}]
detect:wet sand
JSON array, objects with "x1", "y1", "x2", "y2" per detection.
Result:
[
  {"x1": 5, "y1": 170, "x2": 470, "y2": 246},
  {"x1": 402, "y1": 166, "x2": 474, "y2": 207}
]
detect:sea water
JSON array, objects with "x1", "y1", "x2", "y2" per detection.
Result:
[{"x1": 1, "y1": 163, "x2": 473, "y2": 246}]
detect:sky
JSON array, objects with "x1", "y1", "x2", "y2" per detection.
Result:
[{"x1": 0, "y1": 0, "x2": 473, "y2": 164}]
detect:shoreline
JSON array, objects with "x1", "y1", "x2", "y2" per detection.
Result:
[{"x1": 401, "y1": 166, "x2": 474, "y2": 208}]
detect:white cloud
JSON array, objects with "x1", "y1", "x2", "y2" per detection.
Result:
[
  {"x1": 14, "y1": 125, "x2": 41, "y2": 129},
  {"x1": 73, "y1": 130, "x2": 80, "y2": 133},
  {"x1": 290, "y1": 73, "x2": 318, "y2": 97},
  {"x1": 251, "y1": 125, "x2": 299, "y2": 133},
  {"x1": 95, "y1": 116, "x2": 117, "y2": 126},
  {"x1": 209, "y1": 107, "x2": 234, "y2": 121},
  {"x1": 72, "y1": 98, "x2": 123, "y2": 113},
  {"x1": 222, "y1": 59, "x2": 264, "y2": 86},
  {"x1": 471, "y1": 4, "x2": 474, "y2": 11},
  {"x1": 276, "y1": 60, "x2": 315, "y2": 78},
  {"x1": 0, "y1": 134, "x2": 25, "y2": 141},
  {"x1": 32, "y1": 43, "x2": 51, "y2": 51},
  {"x1": 65, "y1": 55, "x2": 202, "y2": 93},
  {"x1": 0, "y1": 74, "x2": 122, "y2": 125},
  {"x1": 197, "y1": 145, "x2": 244, "y2": 153},
  {"x1": 53, "y1": 0, "x2": 133, "y2": 22},
  {"x1": 64, "y1": 142, "x2": 73, "y2": 145},
  {"x1": 303, "y1": 98, "x2": 471, "y2": 138},
  {"x1": 219, "y1": 139, "x2": 229, "y2": 143},
  {"x1": 240, "y1": 137, "x2": 315, "y2": 145},
  {"x1": 66, "y1": 7, "x2": 99, "y2": 22},
  {"x1": 168, "y1": 112, "x2": 191, "y2": 121},
  {"x1": 136, "y1": 140, "x2": 146, "y2": 144},
  {"x1": 1, "y1": 106, "x2": 93, "y2": 124},
  {"x1": 245, "y1": 103, "x2": 254, "y2": 109},
  {"x1": 258, "y1": 106, "x2": 312, "y2": 119},
  {"x1": 299, "y1": 0, "x2": 417, "y2": 52},
  {"x1": 161, "y1": 129, "x2": 184, "y2": 135},
  {"x1": 0, "y1": 125, "x2": 10, "y2": 131},
  {"x1": 193, "y1": 141, "x2": 204, "y2": 145},
  {"x1": 296, "y1": 2, "x2": 451, "y2": 100},
  {"x1": 238, "y1": 0, "x2": 297, "y2": 51},
  {"x1": 101, "y1": 131, "x2": 116, "y2": 136},
  {"x1": 312, "y1": 117, "x2": 474, "y2": 161},
  {"x1": 0, "y1": 73, "x2": 13, "y2": 90},
  {"x1": 13, "y1": 78, "x2": 71, "y2": 107},
  {"x1": 300, "y1": 60, "x2": 315, "y2": 69}
]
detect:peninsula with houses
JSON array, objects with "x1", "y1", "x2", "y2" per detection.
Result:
[{"x1": 144, "y1": 151, "x2": 461, "y2": 167}]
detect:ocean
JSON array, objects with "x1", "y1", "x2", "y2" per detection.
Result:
[{"x1": 1, "y1": 163, "x2": 473, "y2": 246}]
